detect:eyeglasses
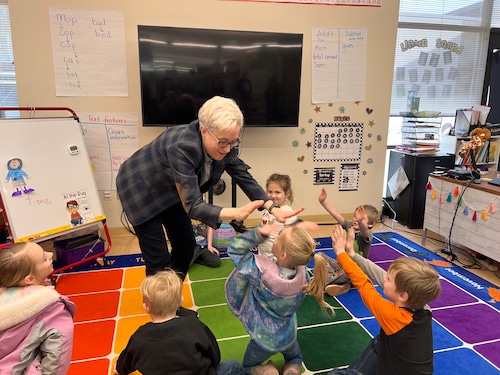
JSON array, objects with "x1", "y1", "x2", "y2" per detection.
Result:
[{"x1": 205, "y1": 126, "x2": 241, "y2": 149}]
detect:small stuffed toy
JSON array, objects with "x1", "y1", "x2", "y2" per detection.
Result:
[{"x1": 459, "y1": 127, "x2": 491, "y2": 158}]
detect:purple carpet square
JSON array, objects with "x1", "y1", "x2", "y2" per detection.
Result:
[
  {"x1": 368, "y1": 244, "x2": 402, "y2": 262},
  {"x1": 474, "y1": 340, "x2": 500, "y2": 369},
  {"x1": 429, "y1": 278, "x2": 478, "y2": 308},
  {"x1": 433, "y1": 304, "x2": 500, "y2": 344}
]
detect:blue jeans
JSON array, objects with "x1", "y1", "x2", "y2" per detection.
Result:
[
  {"x1": 242, "y1": 338, "x2": 302, "y2": 374},
  {"x1": 328, "y1": 335, "x2": 378, "y2": 375},
  {"x1": 217, "y1": 359, "x2": 245, "y2": 375}
]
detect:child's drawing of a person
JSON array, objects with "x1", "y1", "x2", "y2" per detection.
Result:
[
  {"x1": 66, "y1": 200, "x2": 83, "y2": 226},
  {"x1": 5, "y1": 158, "x2": 35, "y2": 197}
]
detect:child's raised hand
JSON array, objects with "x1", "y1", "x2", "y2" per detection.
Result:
[
  {"x1": 345, "y1": 227, "x2": 356, "y2": 257},
  {"x1": 259, "y1": 222, "x2": 281, "y2": 237},
  {"x1": 272, "y1": 207, "x2": 305, "y2": 223},
  {"x1": 331, "y1": 225, "x2": 347, "y2": 255},
  {"x1": 354, "y1": 205, "x2": 367, "y2": 224},
  {"x1": 318, "y1": 188, "x2": 328, "y2": 203}
]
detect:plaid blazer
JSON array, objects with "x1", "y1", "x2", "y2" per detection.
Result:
[{"x1": 116, "y1": 120, "x2": 268, "y2": 228}]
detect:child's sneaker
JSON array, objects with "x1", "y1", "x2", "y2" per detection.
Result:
[
  {"x1": 320, "y1": 253, "x2": 349, "y2": 285},
  {"x1": 283, "y1": 363, "x2": 302, "y2": 375},
  {"x1": 251, "y1": 360, "x2": 279, "y2": 375},
  {"x1": 325, "y1": 283, "x2": 351, "y2": 297}
]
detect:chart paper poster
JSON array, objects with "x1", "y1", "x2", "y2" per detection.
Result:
[
  {"x1": 312, "y1": 28, "x2": 367, "y2": 103},
  {"x1": 79, "y1": 112, "x2": 138, "y2": 190},
  {"x1": 49, "y1": 8, "x2": 128, "y2": 96}
]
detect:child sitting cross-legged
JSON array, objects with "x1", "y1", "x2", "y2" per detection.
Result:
[
  {"x1": 327, "y1": 225, "x2": 442, "y2": 375},
  {"x1": 115, "y1": 269, "x2": 244, "y2": 375}
]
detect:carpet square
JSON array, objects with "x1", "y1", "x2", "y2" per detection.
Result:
[
  {"x1": 122, "y1": 266, "x2": 146, "y2": 288},
  {"x1": 70, "y1": 291, "x2": 119, "y2": 322},
  {"x1": 335, "y1": 287, "x2": 384, "y2": 318},
  {"x1": 429, "y1": 278, "x2": 478, "y2": 308},
  {"x1": 368, "y1": 244, "x2": 403, "y2": 262},
  {"x1": 474, "y1": 340, "x2": 500, "y2": 369},
  {"x1": 434, "y1": 347, "x2": 500, "y2": 375},
  {"x1": 297, "y1": 295, "x2": 351, "y2": 326},
  {"x1": 56, "y1": 269, "x2": 123, "y2": 295},
  {"x1": 72, "y1": 320, "x2": 115, "y2": 360},
  {"x1": 119, "y1": 289, "x2": 144, "y2": 316},
  {"x1": 432, "y1": 303, "x2": 500, "y2": 344},
  {"x1": 430, "y1": 320, "x2": 463, "y2": 351},
  {"x1": 198, "y1": 304, "x2": 248, "y2": 339},
  {"x1": 67, "y1": 358, "x2": 110, "y2": 375},
  {"x1": 298, "y1": 321, "x2": 372, "y2": 371},
  {"x1": 191, "y1": 278, "x2": 227, "y2": 306},
  {"x1": 188, "y1": 258, "x2": 234, "y2": 281},
  {"x1": 359, "y1": 317, "x2": 379, "y2": 337},
  {"x1": 113, "y1": 315, "x2": 151, "y2": 354}
]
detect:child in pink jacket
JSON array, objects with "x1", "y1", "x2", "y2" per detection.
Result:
[{"x1": 0, "y1": 242, "x2": 75, "y2": 374}]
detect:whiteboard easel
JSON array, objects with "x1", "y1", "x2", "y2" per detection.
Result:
[{"x1": 0, "y1": 107, "x2": 111, "y2": 273}]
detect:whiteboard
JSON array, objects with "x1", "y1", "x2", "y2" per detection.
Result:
[{"x1": 0, "y1": 117, "x2": 105, "y2": 242}]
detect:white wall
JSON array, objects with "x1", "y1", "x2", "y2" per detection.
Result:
[{"x1": 8, "y1": 0, "x2": 400, "y2": 228}]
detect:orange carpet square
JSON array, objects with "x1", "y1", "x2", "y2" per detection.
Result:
[
  {"x1": 56, "y1": 269, "x2": 123, "y2": 295},
  {"x1": 119, "y1": 289, "x2": 144, "y2": 316},
  {"x1": 70, "y1": 291, "x2": 120, "y2": 322},
  {"x1": 113, "y1": 315, "x2": 151, "y2": 355},
  {"x1": 122, "y1": 266, "x2": 146, "y2": 289},
  {"x1": 72, "y1": 320, "x2": 116, "y2": 361}
]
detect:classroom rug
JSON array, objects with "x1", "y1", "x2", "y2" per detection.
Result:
[{"x1": 54, "y1": 232, "x2": 500, "y2": 374}]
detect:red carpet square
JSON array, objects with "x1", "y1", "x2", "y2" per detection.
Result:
[
  {"x1": 70, "y1": 291, "x2": 120, "y2": 322},
  {"x1": 72, "y1": 320, "x2": 116, "y2": 360},
  {"x1": 56, "y1": 269, "x2": 123, "y2": 295},
  {"x1": 67, "y1": 358, "x2": 110, "y2": 375}
]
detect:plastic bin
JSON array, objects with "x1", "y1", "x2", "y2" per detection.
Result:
[{"x1": 54, "y1": 233, "x2": 105, "y2": 266}]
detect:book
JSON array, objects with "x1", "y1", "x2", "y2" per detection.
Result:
[
  {"x1": 402, "y1": 139, "x2": 440, "y2": 146},
  {"x1": 402, "y1": 132, "x2": 439, "y2": 140},
  {"x1": 488, "y1": 142, "x2": 497, "y2": 162},
  {"x1": 401, "y1": 126, "x2": 439, "y2": 133}
]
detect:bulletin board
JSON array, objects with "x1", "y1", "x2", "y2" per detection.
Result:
[{"x1": 0, "y1": 116, "x2": 105, "y2": 242}]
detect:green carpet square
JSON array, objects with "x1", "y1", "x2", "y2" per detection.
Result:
[
  {"x1": 218, "y1": 337, "x2": 288, "y2": 371},
  {"x1": 297, "y1": 295, "x2": 352, "y2": 326},
  {"x1": 188, "y1": 258, "x2": 234, "y2": 281},
  {"x1": 298, "y1": 321, "x2": 371, "y2": 371},
  {"x1": 198, "y1": 304, "x2": 248, "y2": 339},
  {"x1": 191, "y1": 278, "x2": 227, "y2": 306}
]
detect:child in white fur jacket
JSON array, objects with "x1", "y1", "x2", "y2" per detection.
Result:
[{"x1": 0, "y1": 242, "x2": 75, "y2": 374}]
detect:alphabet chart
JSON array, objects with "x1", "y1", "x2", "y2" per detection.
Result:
[{"x1": 313, "y1": 123, "x2": 363, "y2": 162}]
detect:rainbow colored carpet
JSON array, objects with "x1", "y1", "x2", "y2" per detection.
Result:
[{"x1": 55, "y1": 232, "x2": 500, "y2": 374}]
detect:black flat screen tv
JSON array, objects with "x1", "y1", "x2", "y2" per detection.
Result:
[{"x1": 138, "y1": 25, "x2": 303, "y2": 127}]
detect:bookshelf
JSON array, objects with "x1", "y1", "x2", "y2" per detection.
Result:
[{"x1": 452, "y1": 135, "x2": 500, "y2": 170}]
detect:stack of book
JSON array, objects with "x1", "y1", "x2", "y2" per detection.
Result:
[{"x1": 396, "y1": 116, "x2": 441, "y2": 154}]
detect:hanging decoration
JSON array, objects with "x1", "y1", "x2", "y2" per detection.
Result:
[{"x1": 427, "y1": 183, "x2": 498, "y2": 223}]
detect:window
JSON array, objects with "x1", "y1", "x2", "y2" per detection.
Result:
[
  {"x1": 0, "y1": 0, "x2": 19, "y2": 117},
  {"x1": 388, "y1": 0, "x2": 494, "y2": 146}
]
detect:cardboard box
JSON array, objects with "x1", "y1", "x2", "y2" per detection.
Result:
[{"x1": 54, "y1": 233, "x2": 105, "y2": 266}]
